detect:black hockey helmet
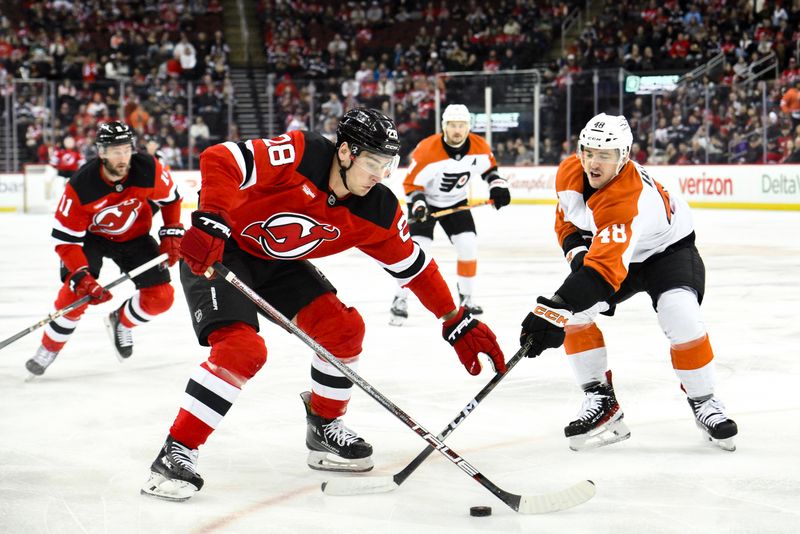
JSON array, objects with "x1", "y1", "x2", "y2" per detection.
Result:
[
  {"x1": 336, "y1": 108, "x2": 401, "y2": 158},
  {"x1": 96, "y1": 121, "x2": 136, "y2": 148}
]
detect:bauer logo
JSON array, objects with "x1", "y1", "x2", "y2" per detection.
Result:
[
  {"x1": 88, "y1": 198, "x2": 140, "y2": 235},
  {"x1": 241, "y1": 213, "x2": 341, "y2": 259}
]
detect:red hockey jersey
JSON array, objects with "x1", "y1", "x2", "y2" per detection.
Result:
[
  {"x1": 51, "y1": 153, "x2": 182, "y2": 272},
  {"x1": 198, "y1": 130, "x2": 456, "y2": 317}
]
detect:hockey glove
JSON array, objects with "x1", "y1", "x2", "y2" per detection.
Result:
[
  {"x1": 520, "y1": 296, "x2": 571, "y2": 357},
  {"x1": 565, "y1": 246, "x2": 588, "y2": 273},
  {"x1": 158, "y1": 224, "x2": 186, "y2": 266},
  {"x1": 408, "y1": 192, "x2": 429, "y2": 222},
  {"x1": 443, "y1": 307, "x2": 506, "y2": 375},
  {"x1": 180, "y1": 210, "x2": 231, "y2": 276},
  {"x1": 488, "y1": 178, "x2": 511, "y2": 209},
  {"x1": 68, "y1": 268, "x2": 112, "y2": 304}
]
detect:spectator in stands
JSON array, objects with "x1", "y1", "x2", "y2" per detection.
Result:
[
  {"x1": 189, "y1": 116, "x2": 211, "y2": 151},
  {"x1": 780, "y1": 79, "x2": 800, "y2": 130}
]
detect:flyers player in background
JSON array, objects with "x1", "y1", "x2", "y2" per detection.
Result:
[
  {"x1": 26, "y1": 122, "x2": 184, "y2": 376},
  {"x1": 519, "y1": 113, "x2": 738, "y2": 452},
  {"x1": 141, "y1": 108, "x2": 505, "y2": 502},
  {"x1": 389, "y1": 104, "x2": 511, "y2": 326}
]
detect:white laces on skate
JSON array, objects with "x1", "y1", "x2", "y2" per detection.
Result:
[
  {"x1": 115, "y1": 323, "x2": 133, "y2": 348},
  {"x1": 169, "y1": 441, "x2": 199, "y2": 474},
  {"x1": 693, "y1": 397, "x2": 729, "y2": 428},
  {"x1": 323, "y1": 419, "x2": 360, "y2": 446},
  {"x1": 576, "y1": 391, "x2": 607, "y2": 421},
  {"x1": 32, "y1": 346, "x2": 58, "y2": 366}
]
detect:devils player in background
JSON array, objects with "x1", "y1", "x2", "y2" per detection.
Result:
[
  {"x1": 141, "y1": 108, "x2": 506, "y2": 502},
  {"x1": 519, "y1": 113, "x2": 738, "y2": 452},
  {"x1": 26, "y1": 122, "x2": 184, "y2": 376},
  {"x1": 49, "y1": 136, "x2": 83, "y2": 180},
  {"x1": 390, "y1": 104, "x2": 511, "y2": 326}
]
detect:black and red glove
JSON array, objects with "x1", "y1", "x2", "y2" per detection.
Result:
[
  {"x1": 442, "y1": 307, "x2": 506, "y2": 375},
  {"x1": 180, "y1": 211, "x2": 231, "y2": 276},
  {"x1": 158, "y1": 224, "x2": 185, "y2": 266},
  {"x1": 68, "y1": 268, "x2": 112, "y2": 304},
  {"x1": 520, "y1": 296, "x2": 571, "y2": 357}
]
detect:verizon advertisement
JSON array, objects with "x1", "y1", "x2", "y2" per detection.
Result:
[{"x1": 3, "y1": 165, "x2": 799, "y2": 212}]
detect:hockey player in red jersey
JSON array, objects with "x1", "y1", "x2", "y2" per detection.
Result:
[
  {"x1": 519, "y1": 113, "x2": 738, "y2": 452},
  {"x1": 26, "y1": 122, "x2": 184, "y2": 376},
  {"x1": 50, "y1": 136, "x2": 83, "y2": 180},
  {"x1": 390, "y1": 104, "x2": 511, "y2": 325},
  {"x1": 141, "y1": 108, "x2": 506, "y2": 502}
]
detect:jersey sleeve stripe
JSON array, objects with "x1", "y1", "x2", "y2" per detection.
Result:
[
  {"x1": 220, "y1": 141, "x2": 250, "y2": 188},
  {"x1": 377, "y1": 245, "x2": 432, "y2": 285},
  {"x1": 52, "y1": 229, "x2": 84, "y2": 245},
  {"x1": 239, "y1": 140, "x2": 257, "y2": 190},
  {"x1": 152, "y1": 182, "x2": 180, "y2": 204},
  {"x1": 52, "y1": 218, "x2": 85, "y2": 238}
]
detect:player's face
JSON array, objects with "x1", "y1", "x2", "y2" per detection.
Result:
[
  {"x1": 580, "y1": 147, "x2": 623, "y2": 189},
  {"x1": 444, "y1": 121, "x2": 469, "y2": 147},
  {"x1": 101, "y1": 143, "x2": 133, "y2": 179},
  {"x1": 348, "y1": 152, "x2": 398, "y2": 195}
]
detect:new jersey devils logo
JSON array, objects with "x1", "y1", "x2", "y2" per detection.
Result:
[
  {"x1": 242, "y1": 213, "x2": 341, "y2": 259},
  {"x1": 88, "y1": 198, "x2": 140, "y2": 235}
]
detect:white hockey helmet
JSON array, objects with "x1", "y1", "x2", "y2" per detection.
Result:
[
  {"x1": 442, "y1": 104, "x2": 471, "y2": 126},
  {"x1": 578, "y1": 113, "x2": 633, "y2": 172}
]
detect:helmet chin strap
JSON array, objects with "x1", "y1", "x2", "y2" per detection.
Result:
[{"x1": 338, "y1": 155, "x2": 355, "y2": 194}]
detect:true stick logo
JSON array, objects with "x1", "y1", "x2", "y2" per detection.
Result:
[
  {"x1": 199, "y1": 216, "x2": 231, "y2": 238},
  {"x1": 412, "y1": 423, "x2": 479, "y2": 476},
  {"x1": 447, "y1": 313, "x2": 475, "y2": 342}
]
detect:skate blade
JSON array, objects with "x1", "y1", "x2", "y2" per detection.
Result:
[
  {"x1": 569, "y1": 418, "x2": 631, "y2": 451},
  {"x1": 307, "y1": 451, "x2": 374, "y2": 472},
  {"x1": 700, "y1": 430, "x2": 736, "y2": 452},
  {"x1": 388, "y1": 314, "x2": 406, "y2": 327},
  {"x1": 140, "y1": 472, "x2": 199, "y2": 502},
  {"x1": 24, "y1": 373, "x2": 40, "y2": 383}
]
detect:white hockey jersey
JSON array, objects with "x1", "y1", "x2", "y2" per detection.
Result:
[{"x1": 403, "y1": 133, "x2": 497, "y2": 207}]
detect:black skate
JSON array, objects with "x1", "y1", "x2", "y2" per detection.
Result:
[
  {"x1": 389, "y1": 296, "x2": 408, "y2": 326},
  {"x1": 565, "y1": 370, "x2": 630, "y2": 451},
  {"x1": 141, "y1": 436, "x2": 204, "y2": 501},
  {"x1": 458, "y1": 293, "x2": 483, "y2": 316},
  {"x1": 688, "y1": 396, "x2": 738, "y2": 451},
  {"x1": 301, "y1": 391, "x2": 373, "y2": 472},
  {"x1": 104, "y1": 308, "x2": 133, "y2": 361},
  {"x1": 25, "y1": 345, "x2": 59, "y2": 376}
]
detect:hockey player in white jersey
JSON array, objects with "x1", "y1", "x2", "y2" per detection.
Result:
[
  {"x1": 390, "y1": 104, "x2": 511, "y2": 325},
  {"x1": 519, "y1": 113, "x2": 738, "y2": 452}
]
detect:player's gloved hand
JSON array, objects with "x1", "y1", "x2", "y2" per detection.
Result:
[
  {"x1": 408, "y1": 192, "x2": 429, "y2": 222},
  {"x1": 68, "y1": 268, "x2": 112, "y2": 304},
  {"x1": 180, "y1": 210, "x2": 231, "y2": 276},
  {"x1": 158, "y1": 224, "x2": 185, "y2": 266},
  {"x1": 488, "y1": 178, "x2": 511, "y2": 209},
  {"x1": 443, "y1": 307, "x2": 506, "y2": 375},
  {"x1": 565, "y1": 246, "x2": 588, "y2": 273},
  {"x1": 520, "y1": 296, "x2": 571, "y2": 356}
]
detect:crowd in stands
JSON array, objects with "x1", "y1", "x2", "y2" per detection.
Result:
[
  {"x1": 3, "y1": 0, "x2": 800, "y2": 171},
  {"x1": 0, "y1": 0, "x2": 230, "y2": 170},
  {"x1": 258, "y1": 0, "x2": 800, "y2": 165}
]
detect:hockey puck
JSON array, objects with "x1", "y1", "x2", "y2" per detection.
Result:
[{"x1": 469, "y1": 506, "x2": 492, "y2": 517}]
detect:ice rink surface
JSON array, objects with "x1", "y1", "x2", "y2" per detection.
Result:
[{"x1": 1, "y1": 203, "x2": 799, "y2": 534}]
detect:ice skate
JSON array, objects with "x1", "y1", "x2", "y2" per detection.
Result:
[
  {"x1": 459, "y1": 293, "x2": 483, "y2": 316},
  {"x1": 25, "y1": 345, "x2": 59, "y2": 377},
  {"x1": 389, "y1": 295, "x2": 408, "y2": 326},
  {"x1": 301, "y1": 391, "x2": 373, "y2": 472},
  {"x1": 141, "y1": 436, "x2": 204, "y2": 502},
  {"x1": 688, "y1": 395, "x2": 738, "y2": 451},
  {"x1": 104, "y1": 308, "x2": 133, "y2": 361},
  {"x1": 565, "y1": 371, "x2": 630, "y2": 451}
]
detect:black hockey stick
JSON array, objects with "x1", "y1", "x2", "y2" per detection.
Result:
[
  {"x1": 0, "y1": 253, "x2": 168, "y2": 351},
  {"x1": 210, "y1": 261, "x2": 595, "y2": 514},
  {"x1": 322, "y1": 338, "x2": 534, "y2": 496}
]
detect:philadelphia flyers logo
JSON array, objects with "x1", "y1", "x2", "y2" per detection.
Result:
[
  {"x1": 88, "y1": 198, "x2": 140, "y2": 235},
  {"x1": 241, "y1": 213, "x2": 341, "y2": 259}
]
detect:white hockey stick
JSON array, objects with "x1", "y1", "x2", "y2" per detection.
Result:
[
  {"x1": 0, "y1": 253, "x2": 168, "y2": 351},
  {"x1": 210, "y1": 261, "x2": 595, "y2": 514}
]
